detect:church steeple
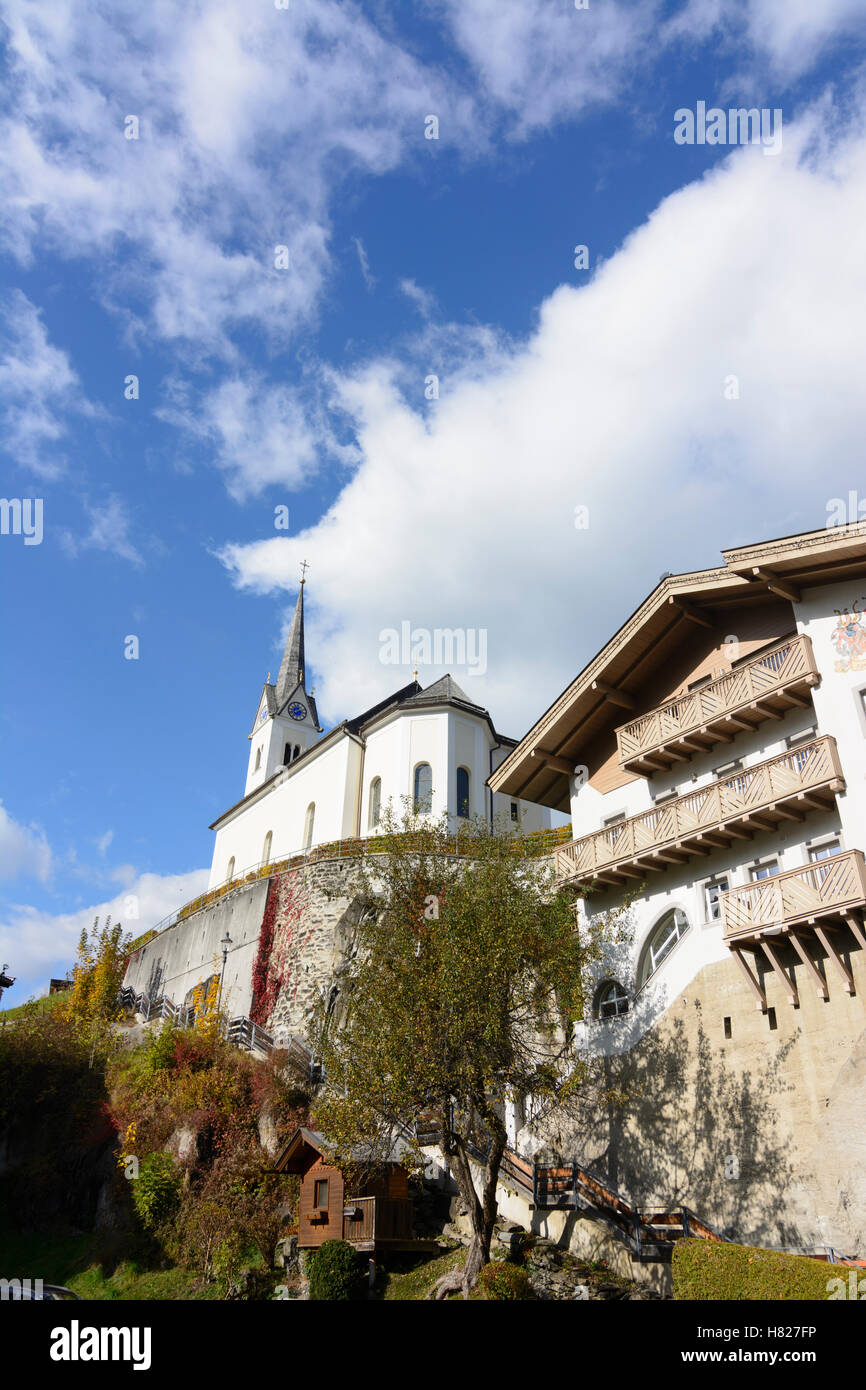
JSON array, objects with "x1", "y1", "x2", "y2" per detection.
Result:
[
  {"x1": 243, "y1": 571, "x2": 321, "y2": 797},
  {"x1": 276, "y1": 579, "x2": 306, "y2": 709}
]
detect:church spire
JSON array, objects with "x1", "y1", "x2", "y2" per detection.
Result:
[{"x1": 276, "y1": 575, "x2": 306, "y2": 709}]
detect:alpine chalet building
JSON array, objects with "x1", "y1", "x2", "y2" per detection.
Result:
[{"x1": 490, "y1": 521, "x2": 866, "y2": 1259}]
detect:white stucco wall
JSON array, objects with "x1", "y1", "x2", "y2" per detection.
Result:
[{"x1": 209, "y1": 736, "x2": 360, "y2": 888}]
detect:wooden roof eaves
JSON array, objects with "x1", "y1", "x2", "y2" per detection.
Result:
[{"x1": 490, "y1": 567, "x2": 748, "y2": 798}]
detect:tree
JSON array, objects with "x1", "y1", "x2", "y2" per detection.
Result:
[
  {"x1": 63, "y1": 916, "x2": 132, "y2": 1052},
  {"x1": 312, "y1": 807, "x2": 630, "y2": 1299}
]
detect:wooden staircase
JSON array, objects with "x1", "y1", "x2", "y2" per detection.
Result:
[{"x1": 417, "y1": 1131, "x2": 728, "y2": 1263}]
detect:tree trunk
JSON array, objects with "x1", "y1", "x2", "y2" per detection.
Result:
[{"x1": 428, "y1": 1104, "x2": 505, "y2": 1300}]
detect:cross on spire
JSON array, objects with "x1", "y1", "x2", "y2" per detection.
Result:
[{"x1": 300, "y1": 559, "x2": 309, "y2": 585}]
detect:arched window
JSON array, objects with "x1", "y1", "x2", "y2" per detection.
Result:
[
  {"x1": 638, "y1": 908, "x2": 690, "y2": 986},
  {"x1": 369, "y1": 777, "x2": 382, "y2": 829},
  {"x1": 294, "y1": 745, "x2": 301, "y2": 761},
  {"x1": 303, "y1": 803, "x2": 316, "y2": 850},
  {"x1": 456, "y1": 766, "x2": 470, "y2": 819},
  {"x1": 254, "y1": 747, "x2": 262, "y2": 771},
  {"x1": 262, "y1": 830, "x2": 272, "y2": 865},
  {"x1": 226, "y1": 857, "x2": 235, "y2": 883},
  {"x1": 283, "y1": 742, "x2": 292, "y2": 766},
  {"x1": 595, "y1": 980, "x2": 629, "y2": 1020},
  {"x1": 413, "y1": 763, "x2": 433, "y2": 813}
]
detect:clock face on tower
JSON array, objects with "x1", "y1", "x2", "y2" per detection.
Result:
[
  {"x1": 259, "y1": 707, "x2": 268, "y2": 723},
  {"x1": 288, "y1": 702, "x2": 307, "y2": 721}
]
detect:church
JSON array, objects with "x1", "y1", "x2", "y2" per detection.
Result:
[{"x1": 207, "y1": 577, "x2": 554, "y2": 890}]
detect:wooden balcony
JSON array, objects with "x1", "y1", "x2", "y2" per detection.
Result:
[
  {"x1": 342, "y1": 1196, "x2": 414, "y2": 1252},
  {"x1": 720, "y1": 850, "x2": 866, "y2": 1009},
  {"x1": 555, "y1": 736, "x2": 844, "y2": 890},
  {"x1": 721, "y1": 849, "x2": 866, "y2": 945},
  {"x1": 616, "y1": 635, "x2": 820, "y2": 775}
]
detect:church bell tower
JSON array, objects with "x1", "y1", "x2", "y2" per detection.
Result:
[{"x1": 245, "y1": 574, "x2": 322, "y2": 795}]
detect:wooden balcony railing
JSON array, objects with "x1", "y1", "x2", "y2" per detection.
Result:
[
  {"x1": 721, "y1": 849, "x2": 866, "y2": 945},
  {"x1": 616, "y1": 635, "x2": 820, "y2": 774},
  {"x1": 555, "y1": 736, "x2": 844, "y2": 889}
]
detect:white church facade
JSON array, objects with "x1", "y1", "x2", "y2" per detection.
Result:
[{"x1": 207, "y1": 580, "x2": 553, "y2": 890}]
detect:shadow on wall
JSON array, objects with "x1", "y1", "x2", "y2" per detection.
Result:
[
  {"x1": 601, "y1": 1002, "x2": 801, "y2": 1246},
  {"x1": 540, "y1": 988, "x2": 803, "y2": 1249}
]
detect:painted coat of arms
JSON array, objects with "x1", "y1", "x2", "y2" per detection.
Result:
[{"x1": 831, "y1": 598, "x2": 866, "y2": 672}]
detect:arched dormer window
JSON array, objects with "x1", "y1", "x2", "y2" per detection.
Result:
[
  {"x1": 226, "y1": 857, "x2": 235, "y2": 883},
  {"x1": 369, "y1": 777, "x2": 382, "y2": 830},
  {"x1": 456, "y1": 766, "x2": 470, "y2": 819},
  {"x1": 254, "y1": 747, "x2": 262, "y2": 771},
  {"x1": 303, "y1": 803, "x2": 316, "y2": 850},
  {"x1": 262, "y1": 830, "x2": 272, "y2": 865},
  {"x1": 413, "y1": 763, "x2": 433, "y2": 814},
  {"x1": 595, "y1": 980, "x2": 629, "y2": 1020},
  {"x1": 638, "y1": 908, "x2": 690, "y2": 987}
]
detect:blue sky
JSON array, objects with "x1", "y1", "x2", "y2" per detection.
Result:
[{"x1": 2, "y1": 0, "x2": 866, "y2": 1001}]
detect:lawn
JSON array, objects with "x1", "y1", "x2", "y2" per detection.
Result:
[
  {"x1": 378, "y1": 1244, "x2": 482, "y2": 1300},
  {"x1": 0, "y1": 1232, "x2": 222, "y2": 1301}
]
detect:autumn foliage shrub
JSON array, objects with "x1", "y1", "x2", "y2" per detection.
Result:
[
  {"x1": 132, "y1": 1152, "x2": 182, "y2": 1230},
  {"x1": 479, "y1": 1262, "x2": 534, "y2": 1300}
]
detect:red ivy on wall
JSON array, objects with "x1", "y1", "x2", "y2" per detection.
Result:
[{"x1": 250, "y1": 871, "x2": 312, "y2": 1027}]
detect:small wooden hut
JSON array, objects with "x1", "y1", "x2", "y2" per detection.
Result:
[{"x1": 274, "y1": 1127, "x2": 434, "y2": 1254}]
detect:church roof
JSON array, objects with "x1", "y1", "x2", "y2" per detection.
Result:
[
  {"x1": 275, "y1": 585, "x2": 306, "y2": 709},
  {"x1": 399, "y1": 673, "x2": 484, "y2": 713}
]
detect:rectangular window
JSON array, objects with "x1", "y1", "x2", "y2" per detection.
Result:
[
  {"x1": 603, "y1": 811, "x2": 626, "y2": 826},
  {"x1": 750, "y1": 860, "x2": 779, "y2": 882},
  {"x1": 809, "y1": 840, "x2": 840, "y2": 862},
  {"x1": 652, "y1": 788, "x2": 678, "y2": 806},
  {"x1": 786, "y1": 727, "x2": 817, "y2": 749},
  {"x1": 313, "y1": 1178, "x2": 329, "y2": 1209},
  {"x1": 687, "y1": 674, "x2": 712, "y2": 692},
  {"x1": 714, "y1": 758, "x2": 744, "y2": 778},
  {"x1": 705, "y1": 878, "x2": 730, "y2": 921},
  {"x1": 510, "y1": 801, "x2": 518, "y2": 822}
]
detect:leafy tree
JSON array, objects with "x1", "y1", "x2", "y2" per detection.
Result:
[
  {"x1": 62, "y1": 915, "x2": 132, "y2": 1051},
  {"x1": 312, "y1": 807, "x2": 630, "y2": 1298}
]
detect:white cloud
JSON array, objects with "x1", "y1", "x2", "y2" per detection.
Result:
[
  {"x1": 0, "y1": 290, "x2": 93, "y2": 477},
  {"x1": 669, "y1": 1, "x2": 866, "y2": 81},
  {"x1": 0, "y1": 0, "x2": 477, "y2": 355},
  {"x1": 0, "y1": 866, "x2": 210, "y2": 1002},
  {"x1": 0, "y1": 802, "x2": 52, "y2": 883},
  {"x1": 436, "y1": 0, "x2": 660, "y2": 138},
  {"x1": 61, "y1": 495, "x2": 145, "y2": 567},
  {"x1": 158, "y1": 373, "x2": 359, "y2": 500},
  {"x1": 217, "y1": 101, "x2": 866, "y2": 734},
  {"x1": 95, "y1": 830, "x2": 114, "y2": 856},
  {"x1": 353, "y1": 237, "x2": 376, "y2": 292}
]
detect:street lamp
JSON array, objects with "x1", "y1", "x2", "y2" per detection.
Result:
[{"x1": 218, "y1": 933, "x2": 233, "y2": 1012}]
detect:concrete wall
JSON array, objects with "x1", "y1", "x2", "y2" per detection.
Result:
[
  {"x1": 546, "y1": 944, "x2": 866, "y2": 1257},
  {"x1": 123, "y1": 878, "x2": 270, "y2": 1019}
]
